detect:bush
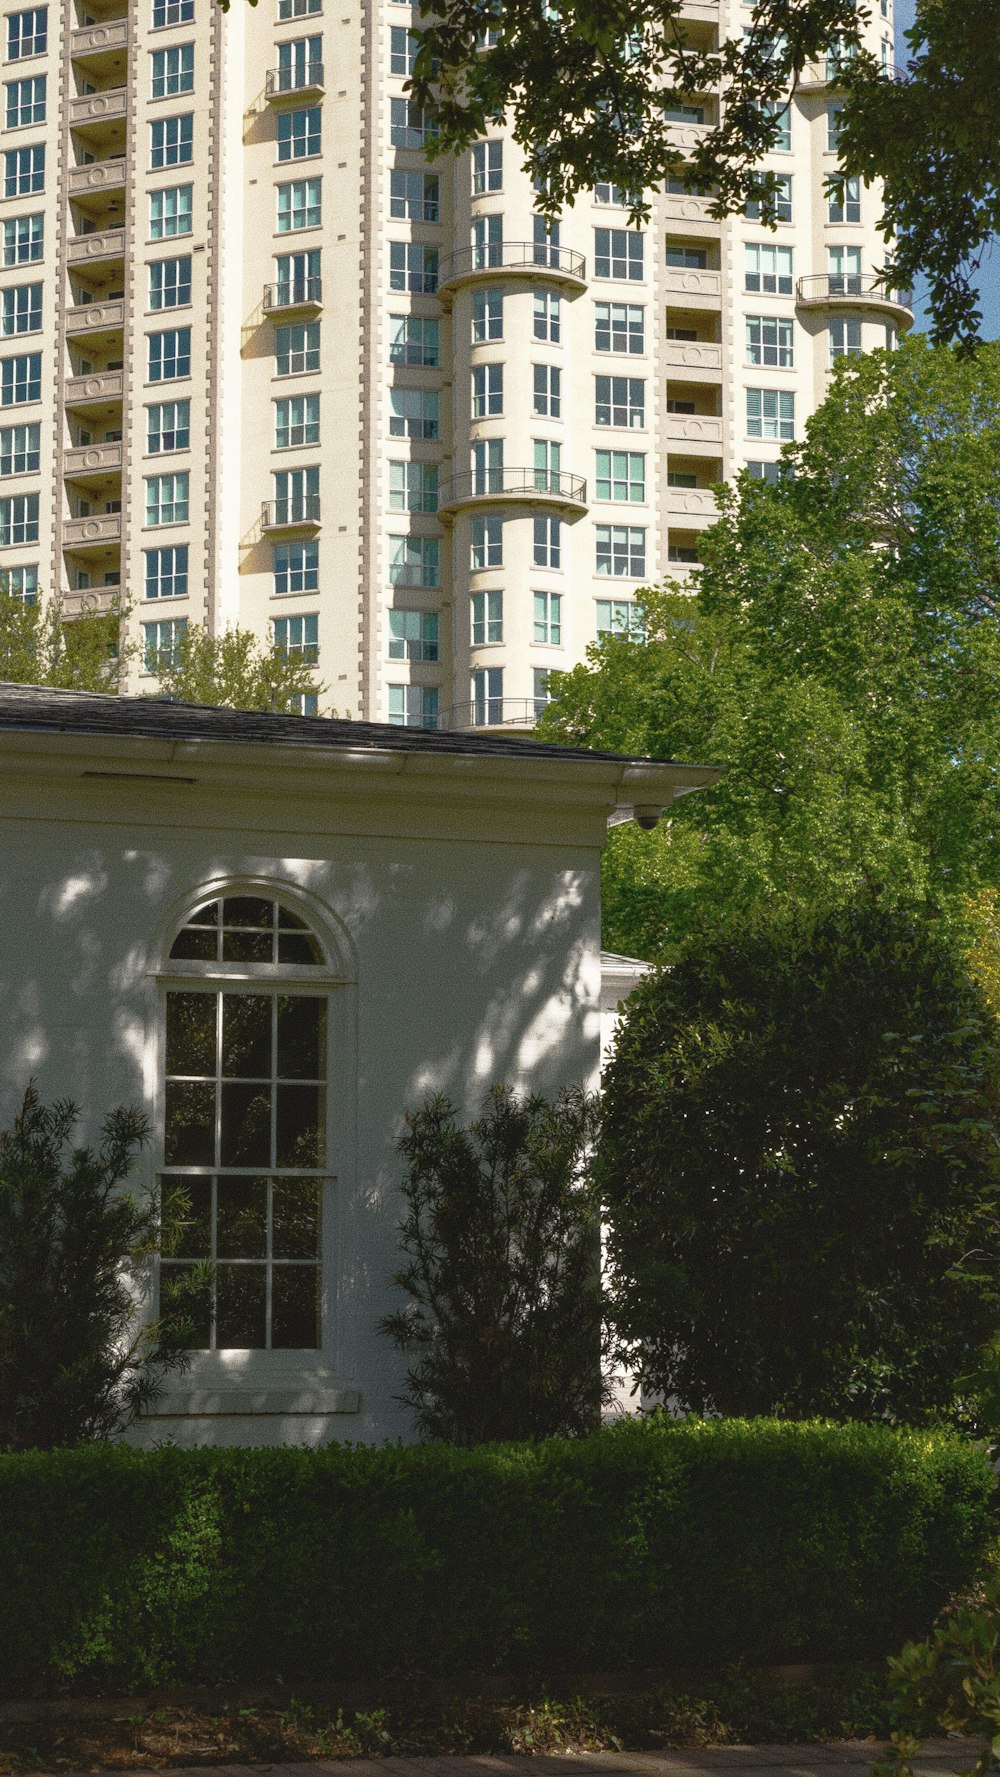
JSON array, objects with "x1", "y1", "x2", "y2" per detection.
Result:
[{"x1": 0, "y1": 1418, "x2": 992, "y2": 1693}]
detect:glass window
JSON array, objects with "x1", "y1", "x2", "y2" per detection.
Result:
[
  {"x1": 276, "y1": 178, "x2": 321, "y2": 232},
  {"x1": 389, "y1": 24, "x2": 419, "y2": 74},
  {"x1": 387, "y1": 684, "x2": 439, "y2": 729},
  {"x1": 149, "y1": 184, "x2": 192, "y2": 239},
  {"x1": 388, "y1": 534, "x2": 439, "y2": 588},
  {"x1": 828, "y1": 175, "x2": 861, "y2": 223},
  {"x1": 273, "y1": 540, "x2": 319, "y2": 596},
  {"x1": 389, "y1": 169, "x2": 439, "y2": 220},
  {"x1": 532, "y1": 214, "x2": 560, "y2": 267},
  {"x1": 533, "y1": 514, "x2": 560, "y2": 569},
  {"x1": 152, "y1": 0, "x2": 194, "y2": 23},
  {"x1": 470, "y1": 666, "x2": 503, "y2": 726},
  {"x1": 595, "y1": 374, "x2": 644, "y2": 427},
  {"x1": 532, "y1": 363, "x2": 561, "y2": 418},
  {"x1": 827, "y1": 103, "x2": 843, "y2": 151},
  {"x1": 0, "y1": 349, "x2": 39, "y2": 403},
  {"x1": 278, "y1": 0, "x2": 321, "y2": 18},
  {"x1": 275, "y1": 393, "x2": 320, "y2": 447},
  {"x1": 2, "y1": 213, "x2": 41, "y2": 264},
  {"x1": 665, "y1": 244, "x2": 706, "y2": 269},
  {"x1": 595, "y1": 181, "x2": 630, "y2": 206},
  {"x1": 389, "y1": 97, "x2": 437, "y2": 148},
  {"x1": 277, "y1": 105, "x2": 321, "y2": 161},
  {"x1": 275, "y1": 34, "x2": 322, "y2": 90},
  {"x1": 4, "y1": 73, "x2": 44, "y2": 126},
  {"x1": 471, "y1": 589, "x2": 503, "y2": 645},
  {"x1": 274, "y1": 612, "x2": 318, "y2": 660},
  {"x1": 746, "y1": 315, "x2": 794, "y2": 367},
  {"x1": 3, "y1": 144, "x2": 43, "y2": 197},
  {"x1": 746, "y1": 387, "x2": 795, "y2": 439},
  {"x1": 389, "y1": 241, "x2": 438, "y2": 293},
  {"x1": 594, "y1": 227, "x2": 644, "y2": 280},
  {"x1": 0, "y1": 419, "x2": 38, "y2": 473},
  {"x1": 471, "y1": 362, "x2": 503, "y2": 417},
  {"x1": 151, "y1": 44, "x2": 194, "y2": 98},
  {"x1": 830, "y1": 317, "x2": 863, "y2": 361},
  {"x1": 0, "y1": 489, "x2": 37, "y2": 542},
  {"x1": 143, "y1": 617, "x2": 187, "y2": 669},
  {"x1": 533, "y1": 589, "x2": 561, "y2": 645},
  {"x1": 149, "y1": 255, "x2": 192, "y2": 309},
  {"x1": 388, "y1": 314, "x2": 439, "y2": 367},
  {"x1": 144, "y1": 543, "x2": 189, "y2": 598},
  {"x1": 471, "y1": 514, "x2": 502, "y2": 568},
  {"x1": 148, "y1": 327, "x2": 191, "y2": 381},
  {"x1": 471, "y1": 139, "x2": 502, "y2": 193},
  {"x1": 388, "y1": 607, "x2": 438, "y2": 662},
  {"x1": 388, "y1": 387, "x2": 438, "y2": 439},
  {"x1": 828, "y1": 244, "x2": 863, "y2": 292},
  {"x1": 744, "y1": 242, "x2": 793, "y2": 294},
  {"x1": 595, "y1": 449, "x2": 645, "y2": 502},
  {"x1": 763, "y1": 100, "x2": 791, "y2": 150},
  {"x1": 145, "y1": 470, "x2": 190, "y2": 524},
  {"x1": 275, "y1": 320, "x2": 320, "y2": 375},
  {"x1": 594, "y1": 301, "x2": 644, "y2": 354},
  {"x1": 533, "y1": 290, "x2": 560, "y2": 343},
  {"x1": 533, "y1": 438, "x2": 561, "y2": 489},
  {"x1": 596, "y1": 598, "x2": 644, "y2": 639},
  {"x1": 389, "y1": 460, "x2": 438, "y2": 513},
  {"x1": 0, "y1": 281, "x2": 40, "y2": 333},
  {"x1": 272, "y1": 464, "x2": 319, "y2": 523},
  {"x1": 745, "y1": 172, "x2": 792, "y2": 222},
  {"x1": 1, "y1": 561, "x2": 36, "y2": 599},
  {"x1": 6, "y1": 9, "x2": 46, "y2": 59},
  {"x1": 146, "y1": 399, "x2": 190, "y2": 452},
  {"x1": 471, "y1": 212, "x2": 502, "y2": 268},
  {"x1": 596, "y1": 524, "x2": 645, "y2": 577},
  {"x1": 472, "y1": 287, "x2": 503, "y2": 342},
  {"x1": 150, "y1": 113, "x2": 194, "y2": 168}
]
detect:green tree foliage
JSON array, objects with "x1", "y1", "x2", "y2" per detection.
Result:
[
  {"x1": 379, "y1": 1084, "x2": 608, "y2": 1443},
  {"x1": 0, "y1": 590, "x2": 125, "y2": 692},
  {"x1": 408, "y1": 0, "x2": 1000, "y2": 345},
  {"x1": 540, "y1": 337, "x2": 1000, "y2": 961},
  {"x1": 151, "y1": 623, "x2": 325, "y2": 713},
  {"x1": 599, "y1": 903, "x2": 1000, "y2": 1424},
  {"x1": 0, "y1": 1086, "x2": 209, "y2": 1450}
]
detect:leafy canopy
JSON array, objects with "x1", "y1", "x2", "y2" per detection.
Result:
[
  {"x1": 150, "y1": 623, "x2": 325, "y2": 713},
  {"x1": 599, "y1": 903, "x2": 1000, "y2": 1424},
  {"x1": 0, "y1": 589, "x2": 126, "y2": 692},
  {"x1": 539, "y1": 336, "x2": 1000, "y2": 960},
  {"x1": 407, "y1": 0, "x2": 1000, "y2": 346}
]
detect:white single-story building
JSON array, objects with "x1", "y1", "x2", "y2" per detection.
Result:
[{"x1": 0, "y1": 683, "x2": 716, "y2": 1445}]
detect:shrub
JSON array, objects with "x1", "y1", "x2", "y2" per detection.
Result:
[{"x1": 0, "y1": 1417, "x2": 992, "y2": 1692}]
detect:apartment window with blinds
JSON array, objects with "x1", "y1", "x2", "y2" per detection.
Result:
[
  {"x1": 744, "y1": 243, "x2": 793, "y2": 295},
  {"x1": 275, "y1": 393, "x2": 320, "y2": 447},
  {"x1": 746, "y1": 387, "x2": 795, "y2": 440},
  {"x1": 1, "y1": 282, "x2": 40, "y2": 334},
  {"x1": 150, "y1": 114, "x2": 193, "y2": 168},
  {"x1": 273, "y1": 541, "x2": 319, "y2": 596},
  {"x1": 595, "y1": 450, "x2": 645, "y2": 502},
  {"x1": 3, "y1": 562, "x2": 35, "y2": 599},
  {"x1": 4, "y1": 74, "x2": 44, "y2": 126},
  {"x1": 533, "y1": 590, "x2": 562, "y2": 645},
  {"x1": 0, "y1": 491, "x2": 37, "y2": 542},
  {"x1": 0, "y1": 419, "x2": 38, "y2": 473},
  {"x1": 828, "y1": 176, "x2": 861, "y2": 224},
  {"x1": 596, "y1": 599, "x2": 644, "y2": 640},
  {"x1": 149, "y1": 185, "x2": 192, "y2": 239},
  {"x1": 0, "y1": 350, "x2": 39, "y2": 403},
  {"x1": 144, "y1": 544, "x2": 189, "y2": 599},
  {"x1": 276, "y1": 179, "x2": 321, "y2": 232},
  {"x1": 151, "y1": 44, "x2": 194, "y2": 97},
  {"x1": 2, "y1": 214, "x2": 42, "y2": 264},
  {"x1": 277, "y1": 105, "x2": 321, "y2": 161},
  {"x1": 3, "y1": 144, "x2": 43, "y2": 197},
  {"x1": 148, "y1": 328, "x2": 191, "y2": 381},
  {"x1": 146, "y1": 399, "x2": 190, "y2": 452},
  {"x1": 6, "y1": 9, "x2": 46, "y2": 59},
  {"x1": 532, "y1": 291, "x2": 560, "y2": 343},
  {"x1": 149, "y1": 256, "x2": 192, "y2": 310},
  {"x1": 388, "y1": 387, "x2": 438, "y2": 440},
  {"x1": 388, "y1": 685, "x2": 439, "y2": 730},
  {"x1": 745, "y1": 173, "x2": 792, "y2": 222},
  {"x1": 145, "y1": 471, "x2": 190, "y2": 525},
  {"x1": 389, "y1": 462, "x2": 438, "y2": 514}
]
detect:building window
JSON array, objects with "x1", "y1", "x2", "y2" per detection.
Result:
[
  {"x1": 763, "y1": 99, "x2": 791, "y2": 151},
  {"x1": 146, "y1": 398, "x2": 190, "y2": 453},
  {"x1": 389, "y1": 460, "x2": 438, "y2": 513},
  {"x1": 745, "y1": 172, "x2": 792, "y2": 222},
  {"x1": 828, "y1": 244, "x2": 863, "y2": 292},
  {"x1": 389, "y1": 241, "x2": 438, "y2": 293},
  {"x1": 389, "y1": 97, "x2": 437, "y2": 149},
  {"x1": 471, "y1": 212, "x2": 503, "y2": 269},
  {"x1": 275, "y1": 393, "x2": 320, "y2": 448},
  {"x1": 532, "y1": 363, "x2": 561, "y2": 418},
  {"x1": 149, "y1": 256, "x2": 192, "y2": 310},
  {"x1": 145, "y1": 470, "x2": 190, "y2": 524},
  {"x1": 594, "y1": 227, "x2": 643, "y2": 281},
  {"x1": 6, "y1": 9, "x2": 46, "y2": 59},
  {"x1": 472, "y1": 287, "x2": 503, "y2": 343},
  {"x1": 277, "y1": 105, "x2": 321, "y2": 161},
  {"x1": 388, "y1": 314, "x2": 439, "y2": 367},
  {"x1": 389, "y1": 169, "x2": 439, "y2": 221},
  {"x1": 532, "y1": 667, "x2": 553, "y2": 717},
  {"x1": 150, "y1": 114, "x2": 194, "y2": 169},
  {"x1": 273, "y1": 465, "x2": 319, "y2": 523},
  {"x1": 389, "y1": 24, "x2": 419, "y2": 74},
  {"x1": 3, "y1": 143, "x2": 43, "y2": 197},
  {"x1": 746, "y1": 314, "x2": 794, "y2": 368},
  {"x1": 0, "y1": 349, "x2": 39, "y2": 404},
  {"x1": 274, "y1": 612, "x2": 318, "y2": 661},
  {"x1": 388, "y1": 684, "x2": 439, "y2": 729},
  {"x1": 595, "y1": 374, "x2": 644, "y2": 428},
  {"x1": 389, "y1": 535, "x2": 439, "y2": 588},
  {"x1": 0, "y1": 489, "x2": 36, "y2": 542},
  {"x1": 746, "y1": 460, "x2": 784, "y2": 485},
  {"x1": 595, "y1": 449, "x2": 645, "y2": 502},
  {"x1": 149, "y1": 184, "x2": 193, "y2": 240},
  {"x1": 533, "y1": 438, "x2": 560, "y2": 489},
  {"x1": 665, "y1": 244, "x2": 706, "y2": 269},
  {"x1": 466, "y1": 141, "x2": 503, "y2": 200},
  {"x1": 595, "y1": 181, "x2": 630, "y2": 206},
  {"x1": 274, "y1": 248, "x2": 320, "y2": 305},
  {"x1": 152, "y1": 0, "x2": 194, "y2": 23},
  {"x1": 830, "y1": 317, "x2": 863, "y2": 361},
  {"x1": 471, "y1": 666, "x2": 502, "y2": 725},
  {"x1": 745, "y1": 242, "x2": 793, "y2": 295},
  {"x1": 273, "y1": 539, "x2": 319, "y2": 596},
  {"x1": 388, "y1": 607, "x2": 438, "y2": 662},
  {"x1": 533, "y1": 589, "x2": 562, "y2": 645},
  {"x1": 151, "y1": 44, "x2": 194, "y2": 98},
  {"x1": 472, "y1": 362, "x2": 503, "y2": 417},
  {"x1": 471, "y1": 588, "x2": 502, "y2": 644},
  {"x1": 0, "y1": 419, "x2": 38, "y2": 473},
  {"x1": 277, "y1": 178, "x2": 321, "y2": 232},
  {"x1": 275, "y1": 320, "x2": 320, "y2": 376},
  {"x1": 278, "y1": 0, "x2": 322, "y2": 20},
  {"x1": 532, "y1": 214, "x2": 560, "y2": 267},
  {"x1": 143, "y1": 616, "x2": 188, "y2": 669},
  {"x1": 275, "y1": 34, "x2": 322, "y2": 89},
  {"x1": 828, "y1": 175, "x2": 861, "y2": 224},
  {"x1": 144, "y1": 544, "x2": 189, "y2": 599},
  {"x1": 388, "y1": 387, "x2": 438, "y2": 440},
  {"x1": 532, "y1": 290, "x2": 560, "y2": 343},
  {"x1": 2, "y1": 213, "x2": 42, "y2": 264},
  {"x1": 0, "y1": 281, "x2": 40, "y2": 334},
  {"x1": 148, "y1": 327, "x2": 191, "y2": 381},
  {"x1": 596, "y1": 524, "x2": 645, "y2": 578},
  {"x1": 471, "y1": 513, "x2": 502, "y2": 568},
  {"x1": 594, "y1": 301, "x2": 644, "y2": 355},
  {"x1": 159, "y1": 896, "x2": 328, "y2": 1350},
  {"x1": 533, "y1": 514, "x2": 560, "y2": 569},
  {"x1": 1, "y1": 561, "x2": 35, "y2": 598},
  {"x1": 596, "y1": 598, "x2": 644, "y2": 639},
  {"x1": 471, "y1": 437, "x2": 503, "y2": 493},
  {"x1": 4, "y1": 73, "x2": 44, "y2": 126},
  {"x1": 746, "y1": 387, "x2": 795, "y2": 440}
]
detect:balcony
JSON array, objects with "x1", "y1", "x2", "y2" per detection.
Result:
[
  {"x1": 265, "y1": 62, "x2": 324, "y2": 100},
  {"x1": 67, "y1": 156, "x2": 126, "y2": 199},
  {"x1": 441, "y1": 698, "x2": 547, "y2": 733},
  {"x1": 66, "y1": 225, "x2": 126, "y2": 270},
  {"x1": 666, "y1": 485, "x2": 718, "y2": 524},
  {"x1": 261, "y1": 495, "x2": 321, "y2": 533},
  {"x1": 662, "y1": 190, "x2": 719, "y2": 229},
  {"x1": 70, "y1": 17, "x2": 128, "y2": 81},
  {"x1": 665, "y1": 411, "x2": 723, "y2": 448},
  {"x1": 66, "y1": 297, "x2": 125, "y2": 342},
  {"x1": 68, "y1": 86, "x2": 127, "y2": 128},
  {"x1": 663, "y1": 338, "x2": 722, "y2": 375},
  {"x1": 663, "y1": 118, "x2": 711, "y2": 154},
  {"x1": 678, "y1": 0, "x2": 719, "y2": 18},
  {"x1": 63, "y1": 440, "x2": 122, "y2": 479},
  {"x1": 436, "y1": 466, "x2": 587, "y2": 521},
  {"x1": 663, "y1": 265, "x2": 721, "y2": 303},
  {"x1": 796, "y1": 274, "x2": 914, "y2": 325},
  {"x1": 61, "y1": 584, "x2": 120, "y2": 619},
  {"x1": 64, "y1": 368, "x2": 123, "y2": 412},
  {"x1": 263, "y1": 278, "x2": 323, "y2": 317},
  {"x1": 436, "y1": 242, "x2": 587, "y2": 308},
  {"x1": 63, "y1": 511, "x2": 122, "y2": 549}
]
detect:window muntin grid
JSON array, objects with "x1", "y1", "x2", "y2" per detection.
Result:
[
  {"x1": 389, "y1": 315, "x2": 439, "y2": 367},
  {"x1": 388, "y1": 607, "x2": 439, "y2": 662},
  {"x1": 150, "y1": 114, "x2": 194, "y2": 169},
  {"x1": 146, "y1": 398, "x2": 190, "y2": 453},
  {"x1": 0, "y1": 419, "x2": 38, "y2": 473},
  {"x1": 746, "y1": 315, "x2": 794, "y2": 368},
  {"x1": 471, "y1": 588, "x2": 502, "y2": 644},
  {"x1": 275, "y1": 320, "x2": 320, "y2": 376},
  {"x1": 145, "y1": 543, "x2": 188, "y2": 598},
  {"x1": 273, "y1": 540, "x2": 319, "y2": 595},
  {"x1": 2, "y1": 212, "x2": 42, "y2": 264},
  {"x1": 0, "y1": 281, "x2": 40, "y2": 333},
  {"x1": 6, "y1": 9, "x2": 46, "y2": 59},
  {"x1": 151, "y1": 43, "x2": 194, "y2": 98},
  {"x1": 594, "y1": 374, "x2": 644, "y2": 428},
  {"x1": 595, "y1": 523, "x2": 646, "y2": 578},
  {"x1": 389, "y1": 461, "x2": 437, "y2": 513}
]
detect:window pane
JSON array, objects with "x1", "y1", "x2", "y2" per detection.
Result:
[{"x1": 216, "y1": 1174, "x2": 268, "y2": 1258}]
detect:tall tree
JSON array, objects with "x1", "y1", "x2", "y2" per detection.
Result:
[
  {"x1": 0, "y1": 589, "x2": 125, "y2": 692},
  {"x1": 539, "y1": 337, "x2": 1000, "y2": 958},
  {"x1": 151, "y1": 623, "x2": 325, "y2": 713},
  {"x1": 407, "y1": 0, "x2": 1000, "y2": 345}
]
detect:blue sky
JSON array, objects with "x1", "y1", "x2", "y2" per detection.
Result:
[{"x1": 894, "y1": 0, "x2": 999, "y2": 338}]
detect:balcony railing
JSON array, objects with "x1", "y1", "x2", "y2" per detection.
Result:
[
  {"x1": 265, "y1": 61, "x2": 324, "y2": 97},
  {"x1": 261, "y1": 495, "x2": 321, "y2": 530},
  {"x1": 263, "y1": 278, "x2": 323, "y2": 313},
  {"x1": 442, "y1": 698, "x2": 550, "y2": 732},
  {"x1": 796, "y1": 274, "x2": 913, "y2": 313},
  {"x1": 437, "y1": 241, "x2": 587, "y2": 290},
  {"x1": 436, "y1": 466, "x2": 587, "y2": 514}
]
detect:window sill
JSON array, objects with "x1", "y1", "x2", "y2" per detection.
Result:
[{"x1": 144, "y1": 1385, "x2": 361, "y2": 1417}]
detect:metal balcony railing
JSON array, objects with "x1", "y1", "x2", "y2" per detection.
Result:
[
  {"x1": 263, "y1": 278, "x2": 323, "y2": 311},
  {"x1": 265, "y1": 61, "x2": 324, "y2": 96},
  {"x1": 442, "y1": 697, "x2": 550, "y2": 731},
  {"x1": 796, "y1": 274, "x2": 913, "y2": 310},
  {"x1": 437, "y1": 241, "x2": 586, "y2": 285},
  {"x1": 261, "y1": 495, "x2": 320, "y2": 529},
  {"x1": 437, "y1": 466, "x2": 587, "y2": 509}
]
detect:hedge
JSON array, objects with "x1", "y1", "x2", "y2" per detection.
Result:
[{"x1": 0, "y1": 1418, "x2": 994, "y2": 1692}]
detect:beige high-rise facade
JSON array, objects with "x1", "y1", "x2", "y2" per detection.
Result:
[{"x1": 3, "y1": 0, "x2": 911, "y2": 723}]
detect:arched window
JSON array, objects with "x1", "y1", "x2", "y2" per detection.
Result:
[{"x1": 159, "y1": 893, "x2": 333, "y2": 1353}]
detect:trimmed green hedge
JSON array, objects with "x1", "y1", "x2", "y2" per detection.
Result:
[{"x1": 0, "y1": 1418, "x2": 994, "y2": 1692}]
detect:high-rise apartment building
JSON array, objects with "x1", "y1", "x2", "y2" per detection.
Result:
[{"x1": 2, "y1": 0, "x2": 911, "y2": 722}]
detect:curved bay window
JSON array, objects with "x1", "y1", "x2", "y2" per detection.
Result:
[{"x1": 160, "y1": 893, "x2": 331, "y2": 1352}]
